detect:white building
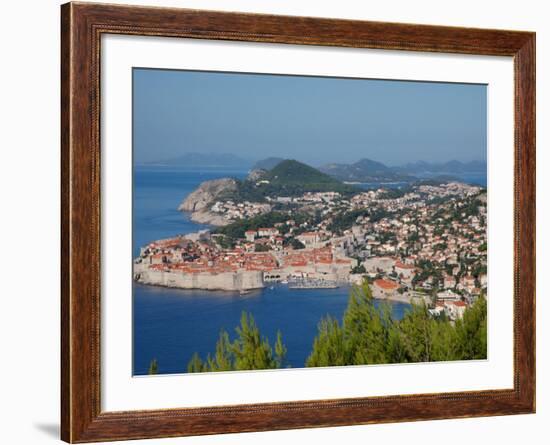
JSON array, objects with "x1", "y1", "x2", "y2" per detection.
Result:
[
  {"x1": 363, "y1": 257, "x2": 396, "y2": 274},
  {"x1": 395, "y1": 261, "x2": 415, "y2": 279},
  {"x1": 436, "y1": 289, "x2": 461, "y2": 302},
  {"x1": 257, "y1": 227, "x2": 279, "y2": 237},
  {"x1": 297, "y1": 231, "x2": 320, "y2": 246}
]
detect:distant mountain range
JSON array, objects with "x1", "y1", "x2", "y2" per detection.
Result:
[
  {"x1": 319, "y1": 159, "x2": 486, "y2": 183},
  {"x1": 144, "y1": 153, "x2": 485, "y2": 184},
  {"x1": 319, "y1": 159, "x2": 414, "y2": 183},
  {"x1": 392, "y1": 160, "x2": 487, "y2": 176}
]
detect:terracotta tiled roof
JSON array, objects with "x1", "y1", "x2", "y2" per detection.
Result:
[
  {"x1": 395, "y1": 261, "x2": 415, "y2": 269},
  {"x1": 373, "y1": 279, "x2": 399, "y2": 290}
]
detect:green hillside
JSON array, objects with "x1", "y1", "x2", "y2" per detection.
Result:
[
  {"x1": 251, "y1": 157, "x2": 284, "y2": 170},
  {"x1": 221, "y1": 159, "x2": 357, "y2": 202},
  {"x1": 266, "y1": 160, "x2": 349, "y2": 188}
]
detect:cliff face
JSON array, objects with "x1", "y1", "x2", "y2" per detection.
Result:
[
  {"x1": 178, "y1": 177, "x2": 237, "y2": 212},
  {"x1": 188, "y1": 210, "x2": 229, "y2": 226}
]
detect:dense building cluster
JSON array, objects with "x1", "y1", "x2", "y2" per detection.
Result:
[
  {"x1": 135, "y1": 181, "x2": 487, "y2": 320},
  {"x1": 210, "y1": 200, "x2": 272, "y2": 221}
]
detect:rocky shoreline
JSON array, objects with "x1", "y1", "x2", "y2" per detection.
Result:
[
  {"x1": 187, "y1": 209, "x2": 229, "y2": 226},
  {"x1": 178, "y1": 177, "x2": 238, "y2": 226},
  {"x1": 177, "y1": 177, "x2": 236, "y2": 213}
]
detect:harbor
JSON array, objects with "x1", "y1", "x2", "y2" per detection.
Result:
[{"x1": 288, "y1": 278, "x2": 339, "y2": 289}]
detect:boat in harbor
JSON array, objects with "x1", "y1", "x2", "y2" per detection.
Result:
[{"x1": 288, "y1": 278, "x2": 339, "y2": 289}]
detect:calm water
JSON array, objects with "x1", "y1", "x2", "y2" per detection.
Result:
[
  {"x1": 354, "y1": 173, "x2": 487, "y2": 190},
  {"x1": 134, "y1": 283, "x2": 411, "y2": 375},
  {"x1": 132, "y1": 166, "x2": 248, "y2": 258},
  {"x1": 416, "y1": 172, "x2": 487, "y2": 188},
  {"x1": 132, "y1": 165, "x2": 486, "y2": 375}
]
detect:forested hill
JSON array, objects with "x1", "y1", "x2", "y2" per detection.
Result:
[
  {"x1": 251, "y1": 157, "x2": 284, "y2": 171},
  {"x1": 265, "y1": 160, "x2": 351, "y2": 189},
  {"x1": 238, "y1": 160, "x2": 357, "y2": 199}
]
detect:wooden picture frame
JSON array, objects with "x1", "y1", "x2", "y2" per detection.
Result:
[{"x1": 61, "y1": 2, "x2": 535, "y2": 442}]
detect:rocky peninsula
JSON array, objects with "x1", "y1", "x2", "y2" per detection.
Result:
[{"x1": 178, "y1": 177, "x2": 238, "y2": 226}]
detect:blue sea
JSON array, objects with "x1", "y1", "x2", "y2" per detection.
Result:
[
  {"x1": 132, "y1": 165, "x2": 486, "y2": 375},
  {"x1": 353, "y1": 173, "x2": 487, "y2": 190}
]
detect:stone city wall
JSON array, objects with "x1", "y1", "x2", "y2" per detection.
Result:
[{"x1": 135, "y1": 268, "x2": 264, "y2": 291}]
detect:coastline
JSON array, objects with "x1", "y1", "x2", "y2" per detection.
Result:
[
  {"x1": 376, "y1": 292, "x2": 416, "y2": 305},
  {"x1": 133, "y1": 279, "x2": 415, "y2": 305},
  {"x1": 187, "y1": 209, "x2": 229, "y2": 226},
  {"x1": 134, "y1": 269, "x2": 419, "y2": 305},
  {"x1": 134, "y1": 265, "x2": 264, "y2": 292}
]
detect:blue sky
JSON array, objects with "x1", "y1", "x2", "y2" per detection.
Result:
[{"x1": 133, "y1": 68, "x2": 486, "y2": 166}]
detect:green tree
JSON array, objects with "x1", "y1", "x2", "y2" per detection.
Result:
[
  {"x1": 206, "y1": 329, "x2": 234, "y2": 372},
  {"x1": 274, "y1": 330, "x2": 288, "y2": 368},
  {"x1": 187, "y1": 312, "x2": 287, "y2": 372},
  {"x1": 217, "y1": 235, "x2": 235, "y2": 250},
  {"x1": 232, "y1": 312, "x2": 278, "y2": 370},
  {"x1": 306, "y1": 281, "x2": 487, "y2": 368},
  {"x1": 290, "y1": 238, "x2": 305, "y2": 250},
  {"x1": 306, "y1": 316, "x2": 348, "y2": 367},
  {"x1": 430, "y1": 319, "x2": 459, "y2": 362},
  {"x1": 343, "y1": 281, "x2": 389, "y2": 364},
  {"x1": 254, "y1": 243, "x2": 270, "y2": 252},
  {"x1": 380, "y1": 302, "x2": 407, "y2": 363},
  {"x1": 187, "y1": 353, "x2": 206, "y2": 373},
  {"x1": 454, "y1": 296, "x2": 487, "y2": 359},
  {"x1": 399, "y1": 303, "x2": 435, "y2": 362},
  {"x1": 148, "y1": 358, "x2": 158, "y2": 375},
  {"x1": 307, "y1": 281, "x2": 402, "y2": 367},
  {"x1": 186, "y1": 287, "x2": 487, "y2": 373}
]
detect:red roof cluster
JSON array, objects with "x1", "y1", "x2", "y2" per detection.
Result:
[
  {"x1": 373, "y1": 279, "x2": 399, "y2": 290},
  {"x1": 282, "y1": 247, "x2": 334, "y2": 268},
  {"x1": 148, "y1": 249, "x2": 279, "y2": 275},
  {"x1": 395, "y1": 261, "x2": 415, "y2": 270}
]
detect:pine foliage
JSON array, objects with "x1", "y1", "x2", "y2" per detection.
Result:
[
  {"x1": 306, "y1": 281, "x2": 487, "y2": 367},
  {"x1": 187, "y1": 312, "x2": 287, "y2": 372},
  {"x1": 186, "y1": 283, "x2": 487, "y2": 373}
]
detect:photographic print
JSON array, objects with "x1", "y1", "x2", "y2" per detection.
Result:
[{"x1": 132, "y1": 68, "x2": 488, "y2": 376}]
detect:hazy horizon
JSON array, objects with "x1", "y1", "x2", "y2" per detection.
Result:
[
  {"x1": 133, "y1": 68, "x2": 487, "y2": 166},
  {"x1": 135, "y1": 152, "x2": 487, "y2": 169}
]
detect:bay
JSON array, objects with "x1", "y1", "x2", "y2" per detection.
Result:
[{"x1": 133, "y1": 282, "x2": 410, "y2": 375}]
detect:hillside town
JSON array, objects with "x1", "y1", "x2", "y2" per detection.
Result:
[{"x1": 134, "y1": 180, "x2": 487, "y2": 321}]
